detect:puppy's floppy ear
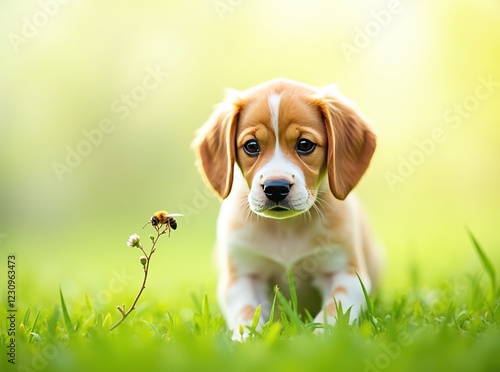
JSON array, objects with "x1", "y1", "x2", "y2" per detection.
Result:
[
  {"x1": 310, "y1": 85, "x2": 376, "y2": 200},
  {"x1": 192, "y1": 89, "x2": 242, "y2": 199}
]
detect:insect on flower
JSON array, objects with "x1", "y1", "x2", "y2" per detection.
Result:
[{"x1": 112, "y1": 212, "x2": 181, "y2": 331}]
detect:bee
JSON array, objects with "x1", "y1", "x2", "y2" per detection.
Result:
[{"x1": 143, "y1": 211, "x2": 183, "y2": 231}]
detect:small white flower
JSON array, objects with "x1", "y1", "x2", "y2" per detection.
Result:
[{"x1": 126, "y1": 233, "x2": 141, "y2": 248}]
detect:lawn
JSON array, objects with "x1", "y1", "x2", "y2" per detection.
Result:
[{"x1": 2, "y1": 231, "x2": 499, "y2": 372}]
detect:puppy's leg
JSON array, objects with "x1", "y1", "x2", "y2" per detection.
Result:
[
  {"x1": 313, "y1": 269, "x2": 370, "y2": 329},
  {"x1": 218, "y1": 275, "x2": 269, "y2": 341}
]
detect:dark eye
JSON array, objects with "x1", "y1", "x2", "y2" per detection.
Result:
[
  {"x1": 243, "y1": 140, "x2": 260, "y2": 156},
  {"x1": 296, "y1": 139, "x2": 316, "y2": 155}
]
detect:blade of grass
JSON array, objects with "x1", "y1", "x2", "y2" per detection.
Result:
[
  {"x1": 280, "y1": 312, "x2": 291, "y2": 333},
  {"x1": 102, "y1": 313, "x2": 112, "y2": 330},
  {"x1": 96, "y1": 313, "x2": 103, "y2": 330},
  {"x1": 264, "y1": 322, "x2": 282, "y2": 346},
  {"x1": 355, "y1": 271, "x2": 373, "y2": 315},
  {"x1": 22, "y1": 307, "x2": 31, "y2": 327},
  {"x1": 355, "y1": 271, "x2": 378, "y2": 331},
  {"x1": 267, "y1": 286, "x2": 278, "y2": 325},
  {"x1": 335, "y1": 301, "x2": 352, "y2": 328},
  {"x1": 202, "y1": 293, "x2": 210, "y2": 326},
  {"x1": 274, "y1": 287, "x2": 305, "y2": 333},
  {"x1": 287, "y1": 269, "x2": 298, "y2": 315},
  {"x1": 143, "y1": 320, "x2": 161, "y2": 337},
  {"x1": 413, "y1": 300, "x2": 424, "y2": 324},
  {"x1": 467, "y1": 228, "x2": 496, "y2": 291},
  {"x1": 59, "y1": 286, "x2": 74, "y2": 334},
  {"x1": 304, "y1": 308, "x2": 314, "y2": 323},
  {"x1": 28, "y1": 307, "x2": 42, "y2": 343},
  {"x1": 245, "y1": 305, "x2": 263, "y2": 338},
  {"x1": 29, "y1": 332, "x2": 42, "y2": 343},
  {"x1": 251, "y1": 304, "x2": 262, "y2": 330},
  {"x1": 191, "y1": 292, "x2": 202, "y2": 314},
  {"x1": 79, "y1": 314, "x2": 96, "y2": 335}
]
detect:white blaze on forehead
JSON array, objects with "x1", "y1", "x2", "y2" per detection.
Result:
[
  {"x1": 268, "y1": 93, "x2": 281, "y2": 141},
  {"x1": 261, "y1": 91, "x2": 296, "y2": 178}
]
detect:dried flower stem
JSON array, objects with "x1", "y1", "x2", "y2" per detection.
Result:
[{"x1": 110, "y1": 224, "x2": 170, "y2": 331}]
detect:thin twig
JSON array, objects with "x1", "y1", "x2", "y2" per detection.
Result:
[{"x1": 110, "y1": 225, "x2": 169, "y2": 331}]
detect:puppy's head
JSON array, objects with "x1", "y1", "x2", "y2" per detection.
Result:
[{"x1": 193, "y1": 79, "x2": 376, "y2": 219}]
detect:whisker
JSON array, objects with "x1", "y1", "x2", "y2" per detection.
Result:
[
  {"x1": 312, "y1": 203, "x2": 326, "y2": 223},
  {"x1": 316, "y1": 192, "x2": 334, "y2": 210},
  {"x1": 236, "y1": 195, "x2": 254, "y2": 224},
  {"x1": 304, "y1": 208, "x2": 313, "y2": 224},
  {"x1": 306, "y1": 189, "x2": 327, "y2": 223},
  {"x1": 244, "y1": 204, "x2": 253, "y2": 224}
]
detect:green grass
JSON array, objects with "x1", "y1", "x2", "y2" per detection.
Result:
[{"x1": 2, "y1": 233, "x2": 500, "y2": 372}]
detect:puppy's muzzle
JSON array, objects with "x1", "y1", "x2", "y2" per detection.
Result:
[{"x1": 262, "y1": 180, "x2": 291, "y2": 203}]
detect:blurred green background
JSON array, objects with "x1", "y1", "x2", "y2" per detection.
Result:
[{"x1": 0, "y1": 0, "x2": 499, "y2": 312}]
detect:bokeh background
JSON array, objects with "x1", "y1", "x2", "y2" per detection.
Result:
[{"x1": 1, "y1": 0, "x2": 499, "y2": 313}]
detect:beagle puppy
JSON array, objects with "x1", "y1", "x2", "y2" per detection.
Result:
[{"x1": 193, "y1": 78, "x2": 382, "y2": 339}]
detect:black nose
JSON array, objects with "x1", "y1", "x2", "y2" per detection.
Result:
[{"x1": 263, "y1": 180, "x2": 291, "y2": 203}]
